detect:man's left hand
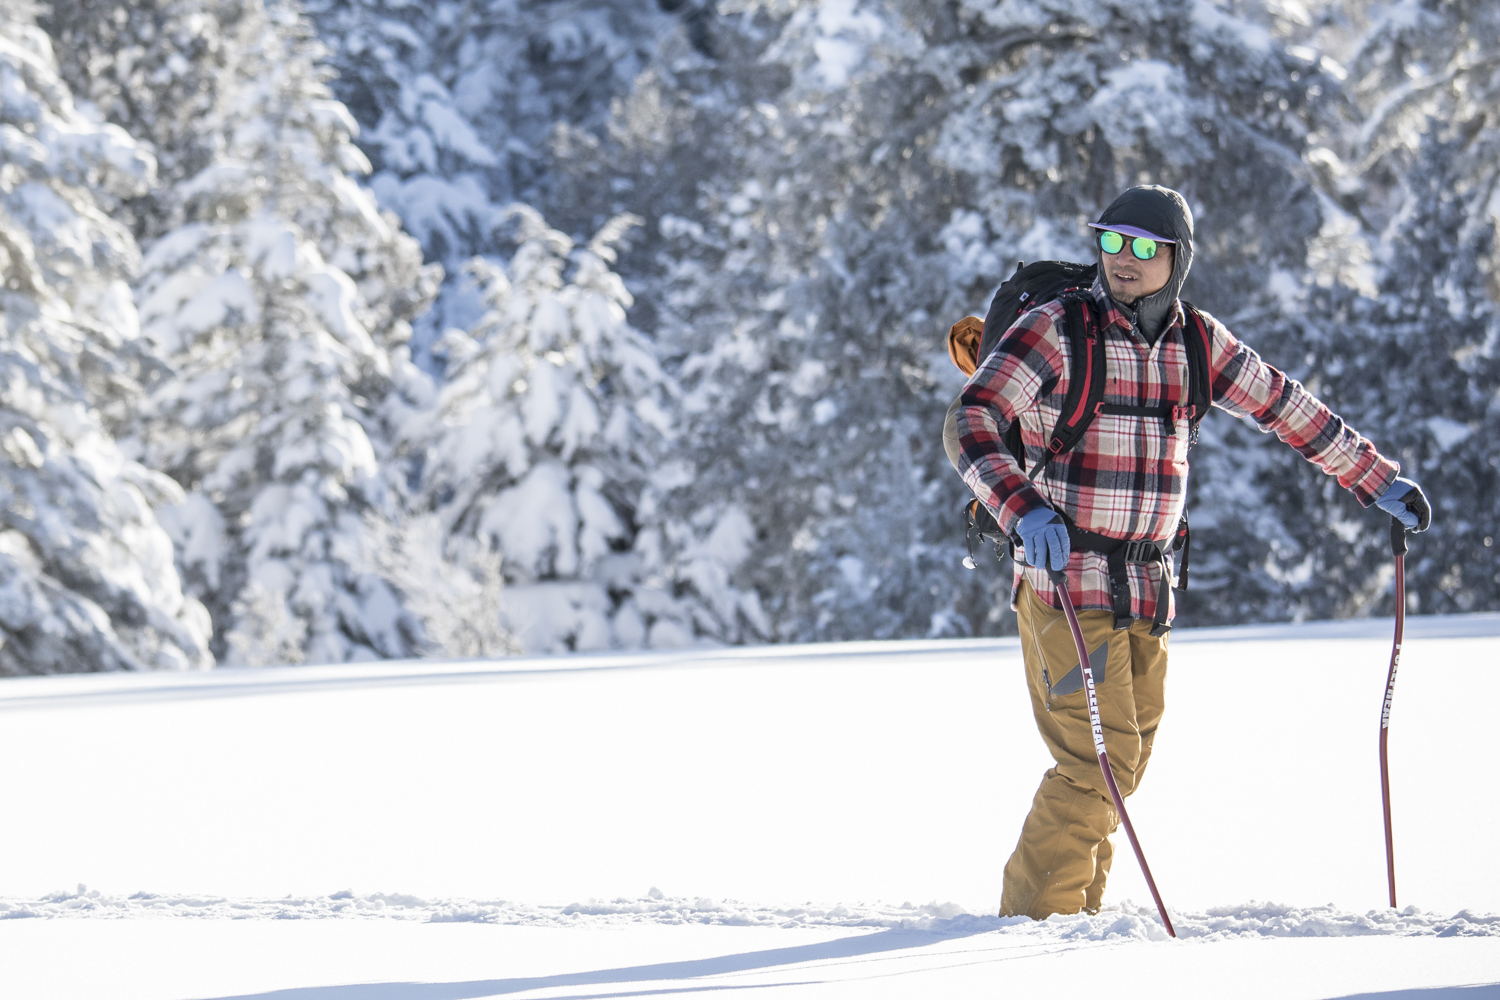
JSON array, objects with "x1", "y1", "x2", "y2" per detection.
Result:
[{"x1": 1375, "y1": 477, "x2": 1432, "y2": 532}]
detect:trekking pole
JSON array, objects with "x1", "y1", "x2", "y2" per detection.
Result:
[
  {"x1": 1380, "y1": 518, "x2": 1407, "y2": 909},
  {"x1": 1045, "y1": 567, "x2": 1176, "y2": 938}
]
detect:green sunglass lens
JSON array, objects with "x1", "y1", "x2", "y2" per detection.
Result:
[
  {"x1": 1131, "y1": 238, "x2": 1159, "y2": 260},
  {"x1": 1098, "y1": 231, "x2": 1124, "y2": 254}
]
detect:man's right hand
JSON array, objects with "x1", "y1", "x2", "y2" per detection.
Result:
[{"x1": 1017, "y1": 507, "x2": 1070, "y2": 571}]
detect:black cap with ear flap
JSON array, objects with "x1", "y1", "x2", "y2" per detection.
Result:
[
  {"x1": 1096, "y1": 185, "x2": 1195, "y2": 249},
  {"x1": 1095, "y1": 185, "x2": 1194, "y2": 342}
]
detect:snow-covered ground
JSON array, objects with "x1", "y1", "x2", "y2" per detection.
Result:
[{"x1": 3, "y1": 615, "x2": 1499, "y2": 999}]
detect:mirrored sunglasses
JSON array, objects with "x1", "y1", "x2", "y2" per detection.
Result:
[{"x1": 1098, "y1": 230, "x2": 1164, "y2": 260}]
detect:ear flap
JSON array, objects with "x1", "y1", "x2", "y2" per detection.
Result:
[{"x1": 947, "y1": 315, "x2": 985, "y2": 375}]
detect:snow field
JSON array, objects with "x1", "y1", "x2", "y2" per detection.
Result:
[
  {"x1": 1, "y1": 615, "x2": 1497, "y2": 998},
  {"x1": 4, "y1": 908, "x2": 1499, "y2": 1000}
]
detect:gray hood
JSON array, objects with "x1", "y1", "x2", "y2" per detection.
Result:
[{"x1": 1093, "y1": 185, "x2": 1195, "y2": 345}]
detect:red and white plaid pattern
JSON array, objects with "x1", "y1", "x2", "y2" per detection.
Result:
[{"x1": 956, "y1": 279, "x2": 1398, "y2": 621}]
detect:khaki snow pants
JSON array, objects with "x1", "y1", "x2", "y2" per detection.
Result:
[{"x1": 999, "y1": 581, "x2": 1169, "y2": 920}]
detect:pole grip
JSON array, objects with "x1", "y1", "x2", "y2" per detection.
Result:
[
  {"x1": 1045, "y1": 567, "x2": 1067, "y2": 587},
  {"x1": 1390, "y1": 517, "x2": 1408, "y2": 557}
]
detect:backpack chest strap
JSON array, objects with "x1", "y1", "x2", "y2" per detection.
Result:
[{"x1": 1095, "y1": 401, "x2": 1198, "y2": 435}]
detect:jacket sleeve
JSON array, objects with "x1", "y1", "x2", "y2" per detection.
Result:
[
  {"x1": 1205, "y1": 313, "x2": 1398, "y2": 506},
  {"x1": 953, "y1": 307, "x2": 1064, "y2": 533}
]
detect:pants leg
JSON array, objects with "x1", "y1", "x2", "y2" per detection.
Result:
[
  {"x1": 1000, "y1": 581, "x2": 1169, "y2": 920},
  {"x1": 1084, "y1": 825, "x2": 1113, "y2": 913}
]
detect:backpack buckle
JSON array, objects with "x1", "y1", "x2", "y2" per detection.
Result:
[{"x1": 1172, "y1": 404, "x2": 1196, "y2": 422}]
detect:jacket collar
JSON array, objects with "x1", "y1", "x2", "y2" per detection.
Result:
[{"x1": 1089, "y1": 276, "x2": 1184, "y2": 343}]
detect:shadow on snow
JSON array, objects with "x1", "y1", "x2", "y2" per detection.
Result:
[
  {"x1": 1323, "y1": 987, "x2": 1500, "y2": 1000},
  {"x1": 195, "y1": 924, "x2": 997, "y2": 1000}
]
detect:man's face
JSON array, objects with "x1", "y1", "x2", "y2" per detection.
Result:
[{"x1": 1100, "y1": 233, "x2": 1175, "y2": 305}]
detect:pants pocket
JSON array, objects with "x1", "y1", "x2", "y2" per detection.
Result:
[
  {"x1": 1047, "y1": 639, "x2": 1108, "y2": 698},
  {"x1": 1042, "y1": 639, "x2": 1108, "y2": 713}
]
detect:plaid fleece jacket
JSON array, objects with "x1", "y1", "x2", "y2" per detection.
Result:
[{"x1": 956, "y1": 278, "x2": 1399, "y2": 621}]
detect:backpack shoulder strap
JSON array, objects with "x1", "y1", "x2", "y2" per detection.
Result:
[
  {"x1": 1179, "y1": 302, "x2": 1214, "y2": 436},
  {"x1": 1026, "y1": 294, "x2": 1105, "y2": 481}
]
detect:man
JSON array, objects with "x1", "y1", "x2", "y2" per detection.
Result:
[{"x1": 949, "y1": 185, "x2": 1431, "y2": 920}]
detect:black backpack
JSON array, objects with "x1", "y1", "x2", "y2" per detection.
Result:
[
  {"x1": 976, "y1": 260, "x2": 1100, "y2": 373},
  {"x1": 952, "y1": 260, "x2": 1214, "y2": 584}
]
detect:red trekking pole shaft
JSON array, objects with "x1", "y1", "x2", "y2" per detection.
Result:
[
  {"x1": 1046, "y1": 568, "x2": 1176, "y2": 938},
  {"x1": 1380, "y1": 518, "x2": 1407, "y2": 909}
]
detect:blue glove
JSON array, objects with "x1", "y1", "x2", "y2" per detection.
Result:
[
  {"x1": 1017, "y1": 507, "x2": 1070, "y2": 571},
  {"x1": 1374, "y1": 476, "x2": 1432, "y2": 532}
]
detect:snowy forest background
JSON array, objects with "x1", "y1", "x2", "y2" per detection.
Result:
[{"x1": 0, "y1": 0, "x2": 1495, "y2": 672}]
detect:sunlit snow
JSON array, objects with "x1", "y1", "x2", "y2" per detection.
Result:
[{"x1": 2, "y1": 616, "x2": 1496, "y2": 998}]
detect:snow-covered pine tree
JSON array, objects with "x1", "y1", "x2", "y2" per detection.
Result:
[
  {"x1": 631, "y1": 6, "x2": 980, "y2": 642},
  {"x1": 0, "y1": 5, "x2": 213, "y2": 673},
  {"x1": 299, "y1": 0, "x2": 503, "y2": 355},
  {"x1": 41, "y1": 0, "x2": 253, "y2": 242},
  {"x1": 303, "y1": 0, "x2": 683, "y2": 362},
  {"x1": 44, "y1": 0, "x2": 438, "y2": 369},
  {"x1": 298, "y1": 1, "x2": 783, "y2": 642},
  {"x1": 132, "y1": 1, "x2": 438, "y2": 665},
  {"x1": 413, "y1": 207, "x2": 702, "y2": 652},
  {"x1": 1275, "y1": 0, "x2": 1500, "y2": 617}
]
